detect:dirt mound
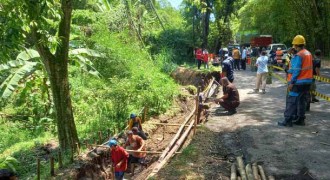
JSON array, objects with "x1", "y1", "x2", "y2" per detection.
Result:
[{"x1": 171, "y1": 67, "x2": 220, "y2": 88}]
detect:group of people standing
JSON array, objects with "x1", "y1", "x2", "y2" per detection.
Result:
[
  {"x1": 194, "y1": 48, "x2": 210, "y2": 69},
  {"x1": 109, "y1": 113, "x2": 148, "y2": 180},
  {"x1": 214, "y1": 35, "x2": 322, "y2": 124}
]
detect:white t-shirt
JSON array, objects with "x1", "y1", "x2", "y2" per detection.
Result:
[{"x1": 256, "y1": 56, "x2": 269, "y2": 74}]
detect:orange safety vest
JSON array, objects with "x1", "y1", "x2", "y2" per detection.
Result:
[
  {"x1": 287, "y1": 49, "x2": 313, "y2": 82},
  {"x1": 276, "y1": 50, "x2": 283, "y2": 63}
]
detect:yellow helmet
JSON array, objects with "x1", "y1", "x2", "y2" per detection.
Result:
[{"x1": 292, "y1": 35, "x2": 306, "y2": 45}]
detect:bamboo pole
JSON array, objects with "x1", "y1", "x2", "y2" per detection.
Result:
[
  {"x1": 95, "y1": 145, "x2": 182, "y2": 154},
  {"x1": 37, "y1": 158, "x2": 40, "y2": 180},
  {"x1": 230, "y1": 164, "x2": 237, "y2": 180},
  {"x1": 252, "y1": 163, "x2": 259, "y2": 180},
  {"x1": 147, "y1": 113, "x2": 195, "y2": 178},
  {"x1": 194, "y1": 87, "x2": 200, "y2": 134},
  {"x1": 236, "y1": 156, "x2": 247, "y2": 180},
  {"x1": 258, "y1": 165, "x2": 267, "y2": 180},
  {"x1": 50, "y1": 156, "x2": 55, "y2": 176},
  {"x1": 148, "y1": 122, "x2": 201, "y2": 127},
  {"x1": 245, "y1": 163, "x2": 254, "y2": 180},
  {"x1": 157, "y1": 106, "x2": 196, "y2": 162}
]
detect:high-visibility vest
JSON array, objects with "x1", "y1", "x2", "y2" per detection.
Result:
[
  {"x1": 287, "y1": 49, "x2": 313, "y2": 83},
  {"x1": 276, "y1": 50, "x2": 283, "y2": 61}
]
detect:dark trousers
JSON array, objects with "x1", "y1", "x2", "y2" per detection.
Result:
[
  {"x1": 197, "y1": 59, "x2": 203, "y2": 69},
  {"x1": 241, "y1": 58, "x2": 246, "y2": 70},
  {"x1": 284, "y1": 86, "x2": 309, "y2": 120},
  {"x1": 219, "y1": 100, "x2": 239, "y2": 111},
  {"x1": 234, "y1": 59, "x2": 240, "y2": 70}
]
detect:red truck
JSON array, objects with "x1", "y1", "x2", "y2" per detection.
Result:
[{"x1": 250, "y1": 36, "x2": 272, "y2": 47}]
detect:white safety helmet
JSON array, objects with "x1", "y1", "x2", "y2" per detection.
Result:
[{"x1": 277, "y1": 47, "x2": 281, "y2": 50}]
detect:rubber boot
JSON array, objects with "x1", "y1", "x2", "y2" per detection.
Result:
[
  {"x1": 278, "y1": 118, "x2": 293, "y2": 127},
  {"x1": 293, "y1": 117, "x2": 305, "y2": 126},
  {"x1": 261, "y1": 89, "x2": 266, "y2": 94}
]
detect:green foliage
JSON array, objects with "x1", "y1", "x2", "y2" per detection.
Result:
[
  {"x1": 72, "y1": 10, "x2": 95, "y2": 25},
  {"x1": 237, "y1": 0, "x2": 330, "y2": 54},
  {"x1": 0, "y1": 1, "x2": 25, "y2": 60},
  {"x1": 0, "y1": 156, "x2": 19, "y2": 173}
]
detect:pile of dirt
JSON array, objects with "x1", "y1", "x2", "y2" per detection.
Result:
[{"x1": 171, "y1": 67, "x2": 220, "y2": 89}]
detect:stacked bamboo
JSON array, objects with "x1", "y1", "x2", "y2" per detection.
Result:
[{"x1": 231, "y1": 156, "x2": 275, "y2": 180}]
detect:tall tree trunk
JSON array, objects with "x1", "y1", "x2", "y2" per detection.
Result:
[
  {"x1": 30, "y1": 0, "x2": 79, "y2": 150},
  {"x1": 54, "y1": 0, "x2": 78, "y2": 150},
  {"x1": 202, "y1": 0, "x2": 211, "y2": 48}
]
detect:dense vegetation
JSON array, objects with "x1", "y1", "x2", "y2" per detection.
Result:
[{"x1": 0, "y1": 0, "x2": 329, "y2": 178}]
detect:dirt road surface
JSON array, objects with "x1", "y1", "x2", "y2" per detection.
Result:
[{"x1": 157, "y1": 67, "x2": 330, "y2": 180}]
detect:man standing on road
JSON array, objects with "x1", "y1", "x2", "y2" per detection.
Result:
[
  {"x1": 241, "y1": 46, "x2": 247, "y2": 70},
  {"x1": 221, "y1": 54, "x2": 234, "y2": 83},
  {"x1": 254, "y1": 51, "x2": 269, "y2": 94},
  {"x1": 214, "y1": 77, "x2": 240, "y2": 115},
  {"x1": 232, "y1": 47, "x2": 241, "y2": 70},
  {"x1": 278, "y1": 35, "x2": 313, "y2": 127}
]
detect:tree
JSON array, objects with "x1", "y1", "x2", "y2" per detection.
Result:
[{"x1": 1, "y1": 0, "x2": 78, "y2": 149}]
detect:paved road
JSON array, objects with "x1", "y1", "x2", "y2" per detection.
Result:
[{"x1": 206, "y1": 67, "x2": 330, "y2": 179}]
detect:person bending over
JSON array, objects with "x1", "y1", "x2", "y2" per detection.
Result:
[{"x1": 214, "y1": 77, "x2": 240, "y2": 115}]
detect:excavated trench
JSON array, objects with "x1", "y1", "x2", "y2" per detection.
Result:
[{"x1": 56, "y1": 67, "x2": 221, "y2": 180}]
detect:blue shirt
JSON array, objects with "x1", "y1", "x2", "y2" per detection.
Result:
[{"x1": 222, "y1": 58, "x2": 234, "y2": 82}]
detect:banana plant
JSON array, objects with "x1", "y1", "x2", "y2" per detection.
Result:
[
  {"x1": 0, "y1": 48, "x2": 103, "y2": 100},
  {"x1": 0, "y1": 156, "x2": 19, "y2": 173}
]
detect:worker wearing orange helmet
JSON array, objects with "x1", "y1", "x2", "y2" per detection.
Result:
[{"x1": 278, "y1": 35, "x2": 313, "y2": 127}]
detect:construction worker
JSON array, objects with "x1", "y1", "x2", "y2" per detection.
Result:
[
  {"x1": 109, "y1": 139, "x2": 129, "y2": 180},
  {"x1": 124, "y1": 131, "x2": 147, "y2": 174},
  {"x1": 132, "y1": 127, "x2": 147, "y2": 140},
  {"x1": 278, "y1": 35, "x2": 313, "y2": 127},
  {"x1": 128, "y1": 113, "x2": 148, "y2": 139},
  {"x1": 232, "y1": 47, "x2": 241, "y2": 70},
  {"x1": 275, "y1": 47, "x2": 283, "y2": 67}
]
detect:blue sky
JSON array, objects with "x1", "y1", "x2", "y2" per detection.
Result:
[{"x1": 167, "y1": 0, "x2": 182, "y2": 9}]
